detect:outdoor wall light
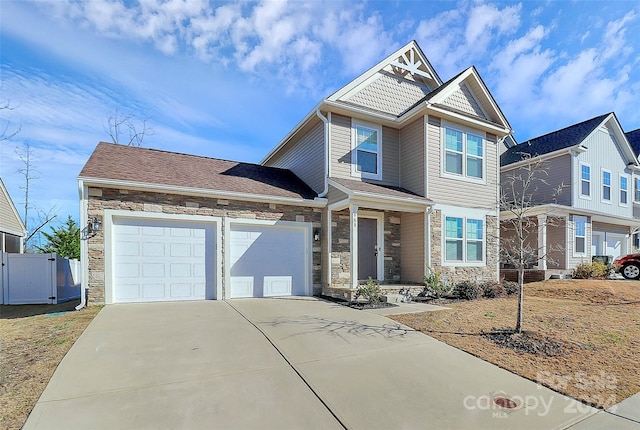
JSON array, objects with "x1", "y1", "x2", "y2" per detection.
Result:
[
  {"x1": 313, "y1": 228, "x2": 321, "y2": 241},
  {"x1": 81, "y1": 217, "x2": 102, "y2": 240}
]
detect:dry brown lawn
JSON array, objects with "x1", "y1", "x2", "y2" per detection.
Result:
[
  {"x1": 0, "y1": 301, "x2": 101, "y2": 430},
  {"x1": 390, "y1": 279, "x2": 640, "y2": 410}
]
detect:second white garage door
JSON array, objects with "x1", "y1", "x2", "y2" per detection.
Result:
[
  {"x1": 112, "y1": 217, "x2": 216, "y2": 303},
  {"x1": 229, "y1": 223, "x2": 309, "y2": 298}
]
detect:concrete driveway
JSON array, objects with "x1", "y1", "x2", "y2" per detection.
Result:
[{"x1": 24, "y1": 297, "x2": 635, "y2": 429}]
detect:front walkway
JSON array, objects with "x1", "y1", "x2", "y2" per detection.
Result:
[{"x1": 24, "y1": 297, "x2": 638, "y2": 429}]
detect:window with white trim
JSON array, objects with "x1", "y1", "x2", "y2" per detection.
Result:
[
  {"x1": 443, "y1": 124, "x2": 484, "y2": 180},
  {"x1": 580, "y1": 163, "x2": 590, "y2": 197},
  {"x1": 351, "y1": 120, "x2": 382, "y2": 180},
  {"x1": 574, "y1": 216, "x2": 586, "y2": 255},
  {"x1": 602, "y1": 169, "x2": 611, "y2": 202},
  {"x1": 444, "y1": 216, "x2": 484, "y2": 264},
  {"x1": 620, "y1": 174, "x2": 629, "y2": 206},
  {"x1": 634, "y1": 177, "x2": 640, "y2": 202}
]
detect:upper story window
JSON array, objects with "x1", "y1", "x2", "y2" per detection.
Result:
[
  {"x1": 580, "y1": 162, "x2": 591, "y2": 198},
  {"x1": 620, "y1": 174, "x2": 629, "y2": 206},
  {"x1": 635, "y1": 177, "x2": 640, "y2": 202},
  {"x1": 574, "y1": 216, "x2": 586, "y2": 255},
  {"x1": 442, "y1": 122, "x2": 484, "y2": 182},
  {"x1": 351, "y1": 120, "x2": 382, "y2": 180},
  {"x1": 602, "y1": 169, "x2": 611, "y2": 203}
]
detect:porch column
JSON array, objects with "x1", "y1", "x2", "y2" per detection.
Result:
[
  {"x1": 537, "y1": 214, "x2": 547, "y2": 270},
  {"x1": 326, "y1": 209, "x2": 332, "y2": 288},
  {"x1": 350, "y1": 204, "x2": 358, "y2": 289}
]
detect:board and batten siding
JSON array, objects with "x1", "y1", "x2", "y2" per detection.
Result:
[
  {"x1": 501, "y1": 154, "x2": 572, "y2": 207},
  {"x1": 546, "y1": 218, "x2": 566, "y2": 269},
  {"x1": 399, "y1": 116, "x2": 425, "y2": 195},
  {"x1": 330, "y1": 113, "x2": 400, "y2": 187},
  {"x1": 426, "y1": 116, "x2": 498, "y2": 209},
  {"x1": 268, "y1": 119, "x2": 325, "y2": 193},
  {"x1": 573, "y1": 127, "x2": 634, "y2": 218},
  {"x1": 400, "y1": 212, "x2": 425, "y2": 282}
]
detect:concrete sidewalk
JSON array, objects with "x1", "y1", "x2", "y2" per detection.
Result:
[{"x1": 24, "y1": 297, "x2": 639, "y2": 429}]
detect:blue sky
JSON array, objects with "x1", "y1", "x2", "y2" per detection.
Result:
[{"x1": 1, "y1": 0, "x2": 639, "y2": 241}]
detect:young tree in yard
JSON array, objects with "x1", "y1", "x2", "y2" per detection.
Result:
[
  {"x1": 37, "y1": 216, "x2": 80, "y2": 260},
  {"x1": 500, "y1": 155, "x2": 563, "y2": 333}
]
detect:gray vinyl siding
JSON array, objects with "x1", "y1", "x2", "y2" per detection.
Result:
[
  {"x1": 330, "y1": 114, "x2": 400, "y2": 187},
  {"x1": 426, "y1": 116, "x2": 498, "y2": 209},
  {"x1": 573, "y1": 127, "x2": 634, "y2": 218},
  {"x1": 268, "y1": 119, "x2": 325, "y2": 193},
  {"x1": 634, "y1": 204, "x2": 640, "y2": 219},
  {"x1": 501, "y1": 154, "x2": 572, "y2": 207},
  {"x1": 399, "y1": 116, "x2": 425, "y2": 195},
  {"x1": 330, "y1": 113, "x2": 352, "y2": 179},
  {"x1": 401, "y1": 212, "x2": 424, "y2": 282},
  {"x1": 0, "y1": 189, "x2": 24, "y2": 234},
  {"x1": 546, "y1": 218, "x2": 566, "y2": 269},
  {"x1": 326, "y1": 186, "x2": 348, "y2": 205}
]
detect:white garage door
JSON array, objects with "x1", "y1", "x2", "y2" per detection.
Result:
[
  {"x1": 229, "y1": 224, "x2": 308, "y2": 298},
  {"x1": 112, "y1": 217, "x2": 215, "y2": 303}
]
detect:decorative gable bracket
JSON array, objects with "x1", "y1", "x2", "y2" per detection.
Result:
[{"x1": 390, "y1": 48, "x2": 433, "y2": 80}]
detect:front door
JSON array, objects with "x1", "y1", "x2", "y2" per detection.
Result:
[{"x1": 358, "y1": 218, "x2": 378, "y2": 280}]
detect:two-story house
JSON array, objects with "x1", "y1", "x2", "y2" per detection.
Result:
[
  {"x1": 262, "y1": 40, "x2": 513, "y2": 297},
  {"x1": 77, "y1": 40, "x2": 513, "y2": 305},
  {"x1": 500, "y1": 113, "x2": 640, "y2": 278}
]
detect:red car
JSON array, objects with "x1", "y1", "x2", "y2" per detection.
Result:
[{"x1": 613, "y1": 253, "x2": 640, "y2": 279}]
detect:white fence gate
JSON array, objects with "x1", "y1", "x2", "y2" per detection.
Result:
[{"x1": 0, "y1": 252, "x2": 81, "y2": 305}]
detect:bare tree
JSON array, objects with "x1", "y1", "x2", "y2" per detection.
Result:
[
  {"x1": 105, "y1": 109, "x2": 154, "y2": 147},
  {"x1": 500, "y1": 155, "x2": 564, "y2": 333},
  {"x1": 0, "y1": 101, "x2": 21, "y2": 141},
  {"x1": 15, "y1": 143, "x2": 56, "y2": 251}
]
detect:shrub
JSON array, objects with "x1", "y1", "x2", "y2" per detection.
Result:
[
  {"x1": 452, "y1": 281, "x2": 482, "y2": 300},
  {"x1": 481, "y1": 281, "x2": 507, "y2": 298},
  {"x1": 572, "y1": 261, "x2": 609, "y2": 279},
  {"x1": 355, "y1": 277, "x2": 383, "y2": 303},
  {"x1": 421, "y1": 268, "x2": 452, "y2": 298},
  {"x1": 502, "y1": 281, "x2": 519, "y2": 295}
]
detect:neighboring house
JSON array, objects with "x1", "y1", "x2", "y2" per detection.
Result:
[
  {"x1": 264, "y1": 40, "x2": 514, "y2": 296},
  {"x1": 625, "y1": 127, "x2": 640, "y2": 250},
  {"x1": 79, "y1": 40, "x2": 513, "y2": 305},
  {"x1": 0, "y1": 178, "x2": 26, "y2": 253},
  {"x1": 500, "y1": 113, "x2": 640, "y2": 277}
]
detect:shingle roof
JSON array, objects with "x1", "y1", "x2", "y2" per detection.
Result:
[
  {"x1": 79, "y1": 142, "x2": 317, "y2": 200},
  {"x1": 626, "y1": 128, "x2": 640, "y2": 157},
  {"x1": 500, "y1": 114, "x2": 610, "y2": 167},
  {"x1": 330, "y1": 177, "x2": 432, "y2": 204}
]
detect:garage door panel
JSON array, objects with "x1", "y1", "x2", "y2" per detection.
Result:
[
  {"x1": 229, "y1": 224, "x2": 308, "y2": 298},
  {"x1": 112, "y1": 217, "x2": 215, "y2": 303}
]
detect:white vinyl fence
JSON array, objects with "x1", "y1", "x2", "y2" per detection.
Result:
[{"x1": 0, "y1": 252, "x2": 81, "y2": 305}]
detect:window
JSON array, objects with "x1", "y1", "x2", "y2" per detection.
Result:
[
  {"x1": 602, "y1": 169, "x2": 611, "y2": 202},
  {"x1": 443, "y1": 123, "x2": 484, "y2": 180},
  {"x1": 620, "y1": 174, "x2": 629, "y2": 206},
  {"x1": 580, "y1": 163, "x2": 590, "y2": 197},
  {"x1": 574, "y1": 216, "x2": 586, "y2": 255},
  {"x1": 351, "y1": 121, "x2": 382, "y2": 180},
  {"x1": 445, "y1": 216, "x2": 484, "y2": 264},
  {"x1": 634, "y1": 177, "x2": 640, "y2": 202}
]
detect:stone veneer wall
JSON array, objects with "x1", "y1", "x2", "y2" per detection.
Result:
[
  {"x1": 328, "y1": 209, "x2": 402, "y2": 289},
  {"x1": 430, "y1": 209, "x2": 499, "y2": 285},
  {"x1": 86, "y1": 187, "x2": 322, "y2": 305}
]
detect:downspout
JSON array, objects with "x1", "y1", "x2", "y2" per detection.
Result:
[
  {"x1": 316, "y1": 108, "x2": 330, "y2": 198},
  {"x1": 426, "y1": 206, "x2": 434, "y2": 274},
  {"x1": 76, "y1": 180, "x2": 87, "y2": 311}
]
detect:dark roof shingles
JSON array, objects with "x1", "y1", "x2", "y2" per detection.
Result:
[
  {"x1": 330, "y1": 177, "x2": 432, "y2": 203},
  {"x1": 626, "y1": 129, "x2": 640, "y2": 157},
  {"x1": 500, "y1": 114, "x2": 610, "y2": 166},
  {"x1": 79, "y1": 142, "x2": 317, "y2": 200}
]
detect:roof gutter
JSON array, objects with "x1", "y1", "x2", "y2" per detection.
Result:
[
  {"x1": 78, "y1": 177, "x2": 328, "y2": 208},
  {"x1": 315, "y1": 108, "x2": 330, "y2": 198}
]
